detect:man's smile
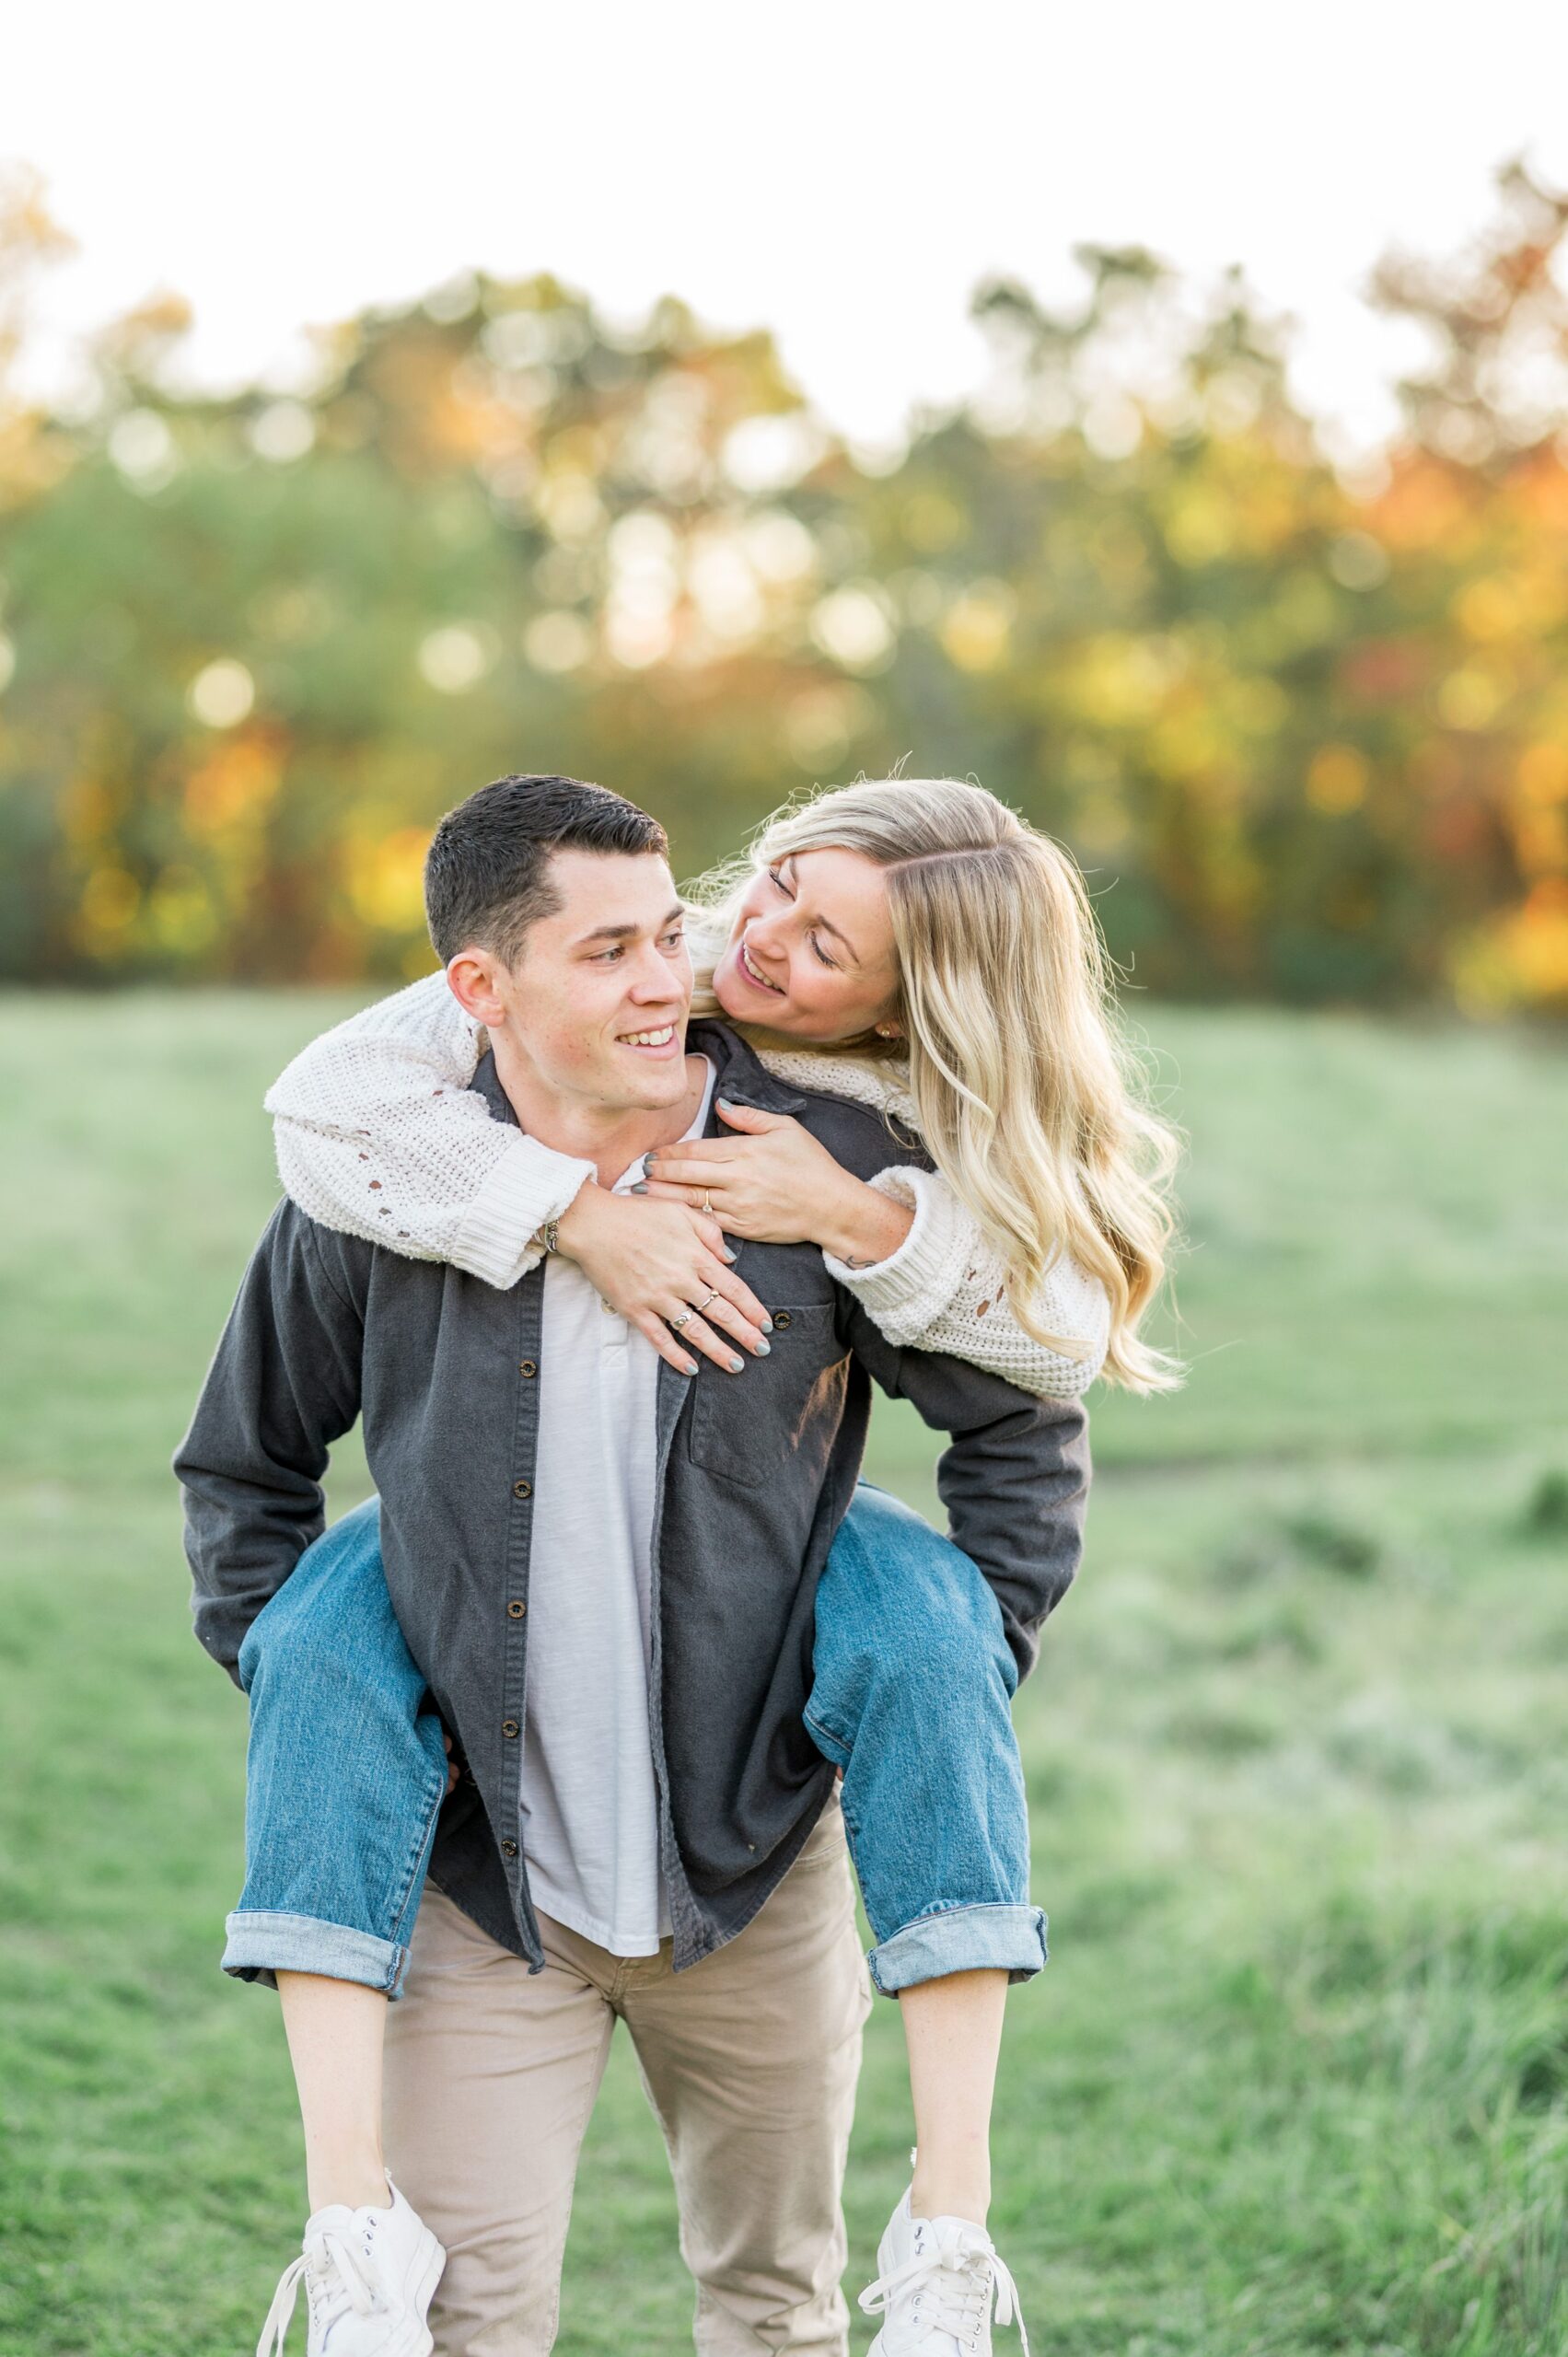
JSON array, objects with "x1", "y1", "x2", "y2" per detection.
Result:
[{"x1": 618, "y1": 1021, "x2": 681, "y2": 1055}]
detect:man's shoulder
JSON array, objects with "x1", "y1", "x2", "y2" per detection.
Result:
[
  {"x1": 254, "y1": 1192, "x2": 378, "y2": 1302},
  {"x1": 780, "y1": 1076, "x2": 927, "y2": 1178}
]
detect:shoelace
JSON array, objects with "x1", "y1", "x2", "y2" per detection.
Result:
[
  {"x1": 859, "y1": 2217, "x2": 1029, "y2": 2357},
  {"x1": 256, "y1": 2224, "x2": 378, "y2": 2357}
]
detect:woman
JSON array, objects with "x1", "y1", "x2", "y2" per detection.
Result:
[{"x1": 248, "y1": 776, "x2": 1179, "y2": 2356}]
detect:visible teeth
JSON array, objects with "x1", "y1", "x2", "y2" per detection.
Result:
[
  {"x1": 740, "y1": 941, "x2": 782, "y2": 991},
  {"x1": 623, "y1": 1027, "x2": 675, "y2": 1046}
]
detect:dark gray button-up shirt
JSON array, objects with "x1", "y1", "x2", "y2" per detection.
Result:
[{"x1": 176, "y1": 1020, "x2": 1091, "y2": 1971}]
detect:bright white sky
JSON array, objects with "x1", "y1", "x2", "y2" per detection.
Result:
[{"x1": 6, "y1": 1, "x2": 1568, "y2": 454}]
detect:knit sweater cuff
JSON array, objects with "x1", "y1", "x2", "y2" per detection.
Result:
[
  {"x1": 821, "y1": 1167, "x2": 972, "y2": 1342},
  {"x1": 450, "y1": 1136, "x2": 597, "y2": 1291}
]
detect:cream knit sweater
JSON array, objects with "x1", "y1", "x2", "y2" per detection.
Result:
[{"x1": 265, "y1": 971, "x2": 1110, "y2": 1400}]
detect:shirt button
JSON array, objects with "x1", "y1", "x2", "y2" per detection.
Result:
[
  {"x1": 502, "y1": 1720, "x2": 519, "y2": 1739},
  {"x1": 507, "y1": 1599, "x2": 527, "y2": 1619},
  {"x1": 501, "y1": 1839, "x2": 518, "y2": 1858},
  {"x1": 519, "y1": 1360, "x2": 537, "y2": 1377},
  {"x1": 772, "y1": 1311, "x2": 792, "y2": 1330},
  {"x1": 513, "y1": 1480, "x2": 532, "y2": 1500}
]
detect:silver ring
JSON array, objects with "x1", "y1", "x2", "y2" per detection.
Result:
[
  {"x1": 697, "y1": 1286, "x2": 719, "y2": 1315},
  {"x1": 669, "y1": 1308, "x2": 693, "y2": 1331}
]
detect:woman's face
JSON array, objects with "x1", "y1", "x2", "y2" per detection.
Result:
[{"x1": 711, "y1": 847, "x2": 900, "y2": 1044}]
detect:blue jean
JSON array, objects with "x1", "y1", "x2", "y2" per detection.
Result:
[{"x1": 226, "y1": 1483, "x2": 1046, "y2": 1999}]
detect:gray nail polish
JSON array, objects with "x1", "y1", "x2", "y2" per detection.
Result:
[
  {"x1": 630, "y1": 1181, "x2": 649, "y2": 1194},
  {"x1": 721, "y1": 1245, "x2": 738, "y2": 1262},
  {"x1": 681, "y1": 1361, "x2": 698, "y2": 1377},
  {"x1": 761, "y1": 1315, "x2": 773, "y2": 1332},
  {"x1": 755, "y1": 1339, "x2": 771, "y2": 1356},
  {"x1": 728, "y1": 1355, "x2": 745, "y2": 1374}
]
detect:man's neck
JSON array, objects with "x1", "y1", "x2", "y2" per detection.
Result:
[{"x1": 490, "y1": 1033, "x2": 711, "y2": 1187}]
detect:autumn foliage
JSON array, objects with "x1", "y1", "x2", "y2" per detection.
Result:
[{"x1": 2, "y1": 161, "x2": 1565, "y2": 1009}]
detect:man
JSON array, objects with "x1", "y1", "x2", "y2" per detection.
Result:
[{"x1": 177, "y1": 775, "x2": 1087, "y2": 2356}]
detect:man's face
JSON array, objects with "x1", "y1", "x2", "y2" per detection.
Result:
[{"x1": 482, "y1": 850, "x2": 693, "y2": 1115}]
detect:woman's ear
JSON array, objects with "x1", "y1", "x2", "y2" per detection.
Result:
[{"x1": 445, "y1": 949, "x2": 508, "y2": 1029}]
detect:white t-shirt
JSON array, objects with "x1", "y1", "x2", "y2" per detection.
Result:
[{"x1": 518, "y1": 1058, "x2": 717, "y2": 1956}]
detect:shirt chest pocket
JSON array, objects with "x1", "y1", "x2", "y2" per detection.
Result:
[{"x1": 687, "y1": 1303, "x2": 849, "y2": 1491}]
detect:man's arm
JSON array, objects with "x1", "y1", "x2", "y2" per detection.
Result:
[
  {"x1": 172, "y1": 1201, "x2": 366, "y2": 1681},
  {"x1": 840, "y1": 1304, "x2": 1091, "y2": 1681}
]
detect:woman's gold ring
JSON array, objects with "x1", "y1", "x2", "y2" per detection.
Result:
[
  {"x1": 697, "y1": 1286, "x2": 719, "y2": 1315},
  {"x1": 701, "y1": 1190, "x2": 712, "y2": 1215}
]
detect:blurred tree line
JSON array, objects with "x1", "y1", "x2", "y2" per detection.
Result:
[{"x1": 1, "y1": 160, "x2": 1566, "y2": 1009}]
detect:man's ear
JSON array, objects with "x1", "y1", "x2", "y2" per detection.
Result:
[{"x1": 445, "y1": 947, "x2": 509, "y2": 1028}]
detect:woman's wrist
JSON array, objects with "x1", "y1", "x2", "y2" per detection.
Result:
[{"x1": 817, "y1": 1174, "x2": 914, "y2": 1270}]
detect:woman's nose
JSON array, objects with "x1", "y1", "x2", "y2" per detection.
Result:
[{"x1": 744, "y1": 911, "x2": 786, "y2": 960}]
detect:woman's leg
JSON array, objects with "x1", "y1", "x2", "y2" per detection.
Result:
[
  {"x1": 805, "y1": 1482, "x2": 1044, "y2": 2229},
  {"x1": 895, "y1": 1971, "x2": 1008, "y2": 2227},
  {"x1": 232, "y1": 1496, "x2": 450, "y2": 2213},
  {"x1": 276, "y1": 1973, "x2": 395, "y2": 2216}
]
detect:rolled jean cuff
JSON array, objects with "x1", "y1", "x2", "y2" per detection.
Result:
[
  {"x1": 866, "y1": 1902, "x2": 1048, "y2": 1997},
  {"x1": 222, "y1": 1910, "x2": 410, "y2": 1999}
]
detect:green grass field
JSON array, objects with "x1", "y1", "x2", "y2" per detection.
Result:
[{"x1": 2, "y1": 994, "x2": 1565, "y2": 2357}]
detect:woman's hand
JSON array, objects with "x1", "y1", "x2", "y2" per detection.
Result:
[
  {"x1": 552, "y1": 1182, "x2": 773, "y2": 1377},
  {"x1": 636, "y1": 1101, "x2": 914, "y2": 1266}
]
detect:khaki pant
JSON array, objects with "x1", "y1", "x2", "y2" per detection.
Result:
[{"x1": 383, "y1": 1798, "x2": 873, "y2": 2355}]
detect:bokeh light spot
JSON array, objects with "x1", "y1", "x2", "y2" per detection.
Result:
[
  {"x1": 1328, "y1": 533, "x2": 1391, "y2": 591},
  {"x1": 250, "y1": 401, "x2": 316, "y2": 462},
  {"x1": 1437, "y1": 669, "x2": 1504, "y2": 730},
  {"x1": 785, "y1": 684, "x2": 872, "y2": 772},
  {"x1": 743, "y1": 514, "x2": 817, "y2": 585},
  {"x1": 809, "y1": 586, "x2": 896, "y2": 673},
  {"x1": 346, "y1": 827, "x2": 432, "y2": 932},
  {"x1": 688, "y1": 538, "x2": 763, "y2": 642},
  {"x1": 605, "y1": 610, "x2": 674, "y2": 669},
  {"x1": 109, "y1": 410, "x2": 177, "y2": 489},
  {"x1": 1307, "y1": 746, "x2": 1370, "y2": 814},
  {"x1": 189, "y1": 659, "x2": 256, "y2": 728},
  {"x1": 940, "y1": 585, "x2": 1016, "y2": 673},
  {"x1": 524, "y1": 611, "x2": 593, "y2": 674},
  {"x1": 418, "y1": 625, "x2": 495, "y2": 694},
  {"x1": 722, "y1": 414, "x2": 823, "y2": 493}
]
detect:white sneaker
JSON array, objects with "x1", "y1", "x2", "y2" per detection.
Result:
[
  {"x1": 859, "y1": 2183, "x2": 1028, "y2": 2357},
  {"x1": 256, "y1": 2177, "x2": 446, "y2": 2357}
]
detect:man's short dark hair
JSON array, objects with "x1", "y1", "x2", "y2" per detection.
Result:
[{"x1": 424, "y1": 774, "x2": 668, "y2": 967}]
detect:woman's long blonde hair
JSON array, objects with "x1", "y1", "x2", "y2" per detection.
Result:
[{"x1": 690, "y1": 777, "x2": 1182, "y2": 1393}]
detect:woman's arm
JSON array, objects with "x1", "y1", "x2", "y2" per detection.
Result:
[
  {"x1": 265, "y1": 972, "x2": 596, "y2": 1287},
  {"x1": 640, "y1": 1100, "x2": 1111, "y2": 1402},
  {"x1": 823, "y1": 1167, "x2": 1110, "y2": 1402},
  {"x1": 266, "y1": 974, "x2": 774, "y2": 1366}
]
